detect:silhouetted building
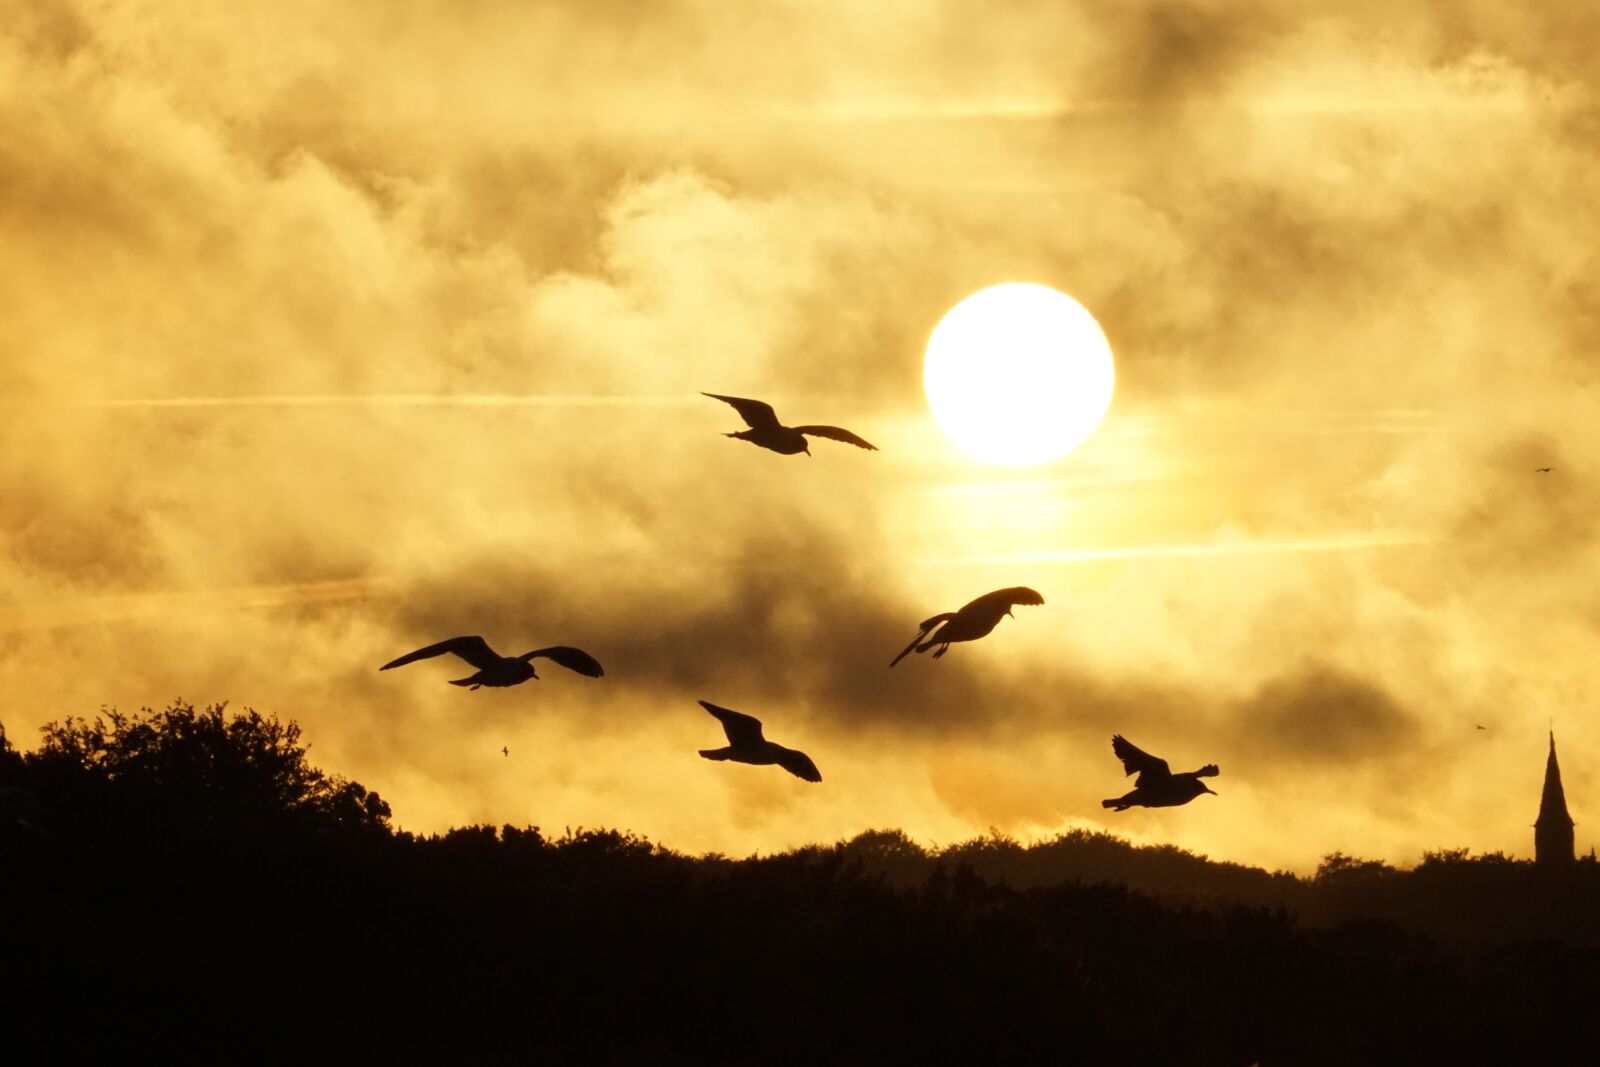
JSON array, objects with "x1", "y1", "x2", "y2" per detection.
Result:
[{"x1": 1535, "y1": 731, "x2": 1575, "y2": 866}]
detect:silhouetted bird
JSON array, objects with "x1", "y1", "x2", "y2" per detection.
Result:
[
  {"x1": 889, "y1": 586, "x2": 1044, "y2": 667},
  {"x1": 1535, "y1": 467, "x2": 1554, "y2": 473},
  {"x1": 380, "y1": 636, "x2": 604, "y2": 690},
  {"x1": 697, "y1": 700, "x2": 821, "y2": 782},
  {"x1": 502, "y1": 745, "x2": 510, "y2": 756},
  {"x1": 1101, "y1": 735, "x2": 1219, "y2": 812},
  {"x1": 1476, "y1": 724, "x2": 1487, "y2": 731},
  {"x1": 703, "y1": 392, "x2": 877, "y2": 455}
]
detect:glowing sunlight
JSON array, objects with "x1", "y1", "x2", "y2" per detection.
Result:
[{"x1": 923, "y1": 283, "x2": 1116, "y2": 467}]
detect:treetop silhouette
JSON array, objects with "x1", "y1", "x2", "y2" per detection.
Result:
[{"x1": 18, "y1": 701, "x2": 390, "y2": 838}]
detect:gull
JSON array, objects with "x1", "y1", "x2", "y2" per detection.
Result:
[
  {"x1": 502, "y1": 746, "x2": 510, "y2": 756},
  {"x1": 703, "y1": 392, "x2": 877, "y2": 456},
  {"x1": 380, "y1": 636, "x2": 604, "y2": 689},
  {"x1": 1535, "y1": 467, "x2": 1554, "y2": 473},
  {"x1": 697, "y1": 700, "x2": 821, "y2": 782},
  {"x1": 1101, "y1": 735, "x2": 1218, "y2": 811},
  {"x1": 889, "y1": 586, "x2": 1044, "y2": 667}
]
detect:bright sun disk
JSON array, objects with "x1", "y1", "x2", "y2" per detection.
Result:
[{"x1": 924, "y1": 283, "x2": 1116, "y2": 467}]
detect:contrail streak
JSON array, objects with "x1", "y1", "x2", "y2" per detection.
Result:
[
  {"x1": 44, "y1": 394, "x2": 705, "y2": 410},
  {"x1": 933, "y1": 472, "x2": 1184, "y2": 496},
  {"x1": 0, "y1": 577, "x2": 393, "y2": 634},
  {"x1": 1109, "y1": 410, "x2": 1450, "y2": 437},
  {"x1": 917, "y1": 531, "x2": 1429, "y2": 567}
]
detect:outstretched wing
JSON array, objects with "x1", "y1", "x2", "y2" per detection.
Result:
[
  {"x1": 775, "y1": 747, "x2": 823, "y2": 783},
  {"x1": 1111, "y1": 735, "x2": 1171, "y2": 783},
  {"x1": 699, "y1": 700, "x2": 766, "y2": 747},
  {"x1": 889, "y1": 613, "x2": 954, "y2": 667},
  {"x1": 793, "y1": 425, "x2": 878, "y2": 451},
  {"x1": 381, "y1": 635, "x2": 500, "y2": 672},
  {"x1": 961, "y1": 586, "x2": 1044, "y2": 614},
  {"x1": 526, "y1": 646, "x2": 605, "y2": 678},
  {"x1": 703, "y1": 392, "x2": 779, "y2": 431}
]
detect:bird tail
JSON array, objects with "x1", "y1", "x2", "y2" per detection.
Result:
[
  {"x1": 1194, "y1": 764, "x2": 1220, "y2": 778},
  {"x1": 448, "y1": 678, "x2": 476, "y2": 687},
  {"x1": 699, "y1": 748, "x2": 732, "y2": 761},
  {"x1": 1101, "y1": 799, "x2": 1128, "y2": 811},
  {"x1": 889, "y1": 614, "x2": 953, "y2": 668},
  {"x1": 888, "y1": 635, "x2": 922, "y2": 668}
]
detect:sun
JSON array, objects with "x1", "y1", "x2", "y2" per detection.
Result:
[{"x1": 924, "y1": 283, "x2": 1116, "y2": 467}]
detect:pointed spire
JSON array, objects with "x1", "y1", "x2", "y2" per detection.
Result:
[{"x1": 1536, "y1": 731, "x2": 1575, "y2": 866}]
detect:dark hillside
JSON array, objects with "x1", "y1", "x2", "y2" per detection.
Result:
[{"x1": 3, "y1": 705, "x2": 1597, "y2": 1064}]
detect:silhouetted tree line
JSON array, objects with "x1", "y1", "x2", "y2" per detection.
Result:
[{"x1": 3, "y1": 704, "x2": 1598, "y2": 1064}]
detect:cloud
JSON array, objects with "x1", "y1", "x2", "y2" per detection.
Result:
[
  {"x1": 4, "y1": 0, "x2": 1600, "y2": 871},
  {"x1": 1233, "y1": 663, "x2": 1420, "y2": 769}
]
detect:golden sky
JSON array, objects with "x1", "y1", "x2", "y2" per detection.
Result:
[{"x1": 4, "y1": 0, "x2": 1599, "y2": 873}]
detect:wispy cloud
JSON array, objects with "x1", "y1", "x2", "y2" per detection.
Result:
[
  {"x1": 0, "y1": 578, "x2": 393, "y2": 634},
  {"x1": 918, "y1": 531, "x2": 1431, "y2": 568},
  {"x1": 1109, "y1": 410, "x2": 1453, "y2": 436},
  {"x1": 25, "y1": 394, "x2": 706, "y2": 410},
  {"x1": 2, "y1": 0, "x2": 1596, "y2": 874}
]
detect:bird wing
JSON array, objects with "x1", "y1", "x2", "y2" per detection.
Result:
[
  {"x1": 699, "y1": 700, "x2": 766, "y2": 747},
  {"x1": 703, "y1": 392, "x2": 779, "y2": 430},
  {"x1": 1111, "y1": 735, "x2": 1171, "y2": 782},
  {"x1": 960, "y1": 586, "x2": 1045, "y2": 614},
  {"x1": 526, "y1": 646, "x2": 605, "y2": 678},
  {"x1": 381, "y1": 635, "x2": 500, "y2": 671},
  {"x1": 793, "y1": 425, "x2": 878, "y2": 451},
  {"x1": 889, "y1": 613, "x2": 954, "y2": 667},
  {"x1": 775, "y1": 747, "x2": 822, "y2": 783}
]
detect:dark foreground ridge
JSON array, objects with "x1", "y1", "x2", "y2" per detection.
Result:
[{"x1": 3, "y1": 704, "x2": 1598, "y2": 1065}]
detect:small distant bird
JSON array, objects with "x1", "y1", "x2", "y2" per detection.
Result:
[
  {"x1": 703, "y1": 392, "x2": 877, "y2": 456},
  {"x1": 1535, "y1": 467, "x2": 1554, "y2": 473},
  {"x1": 890, "y1": 586, "x2": 1044, "y2": 667},
  {"x1": 380, "y1": 635, "x2": 604, "y2": 689},
  {"x1": 1101, "y1": 735, "x2": 1219, "y2": 812},
  {"x1": 1475, "y1": 724, "x2": 1487, "y2": 731},
  {"x1": 502, "y1": 745, "x2": 510, "y2": 756},
  {"x1": 697, "y1": 700, "x2": 821, "y2": 782}
]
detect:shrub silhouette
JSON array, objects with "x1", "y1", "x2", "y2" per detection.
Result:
[
  {"x1": 5, "y1": 705, "x2": 1600, "y2": 1063},
  {"x1": 19, "y1": 701, "x2": 389, "y2": 840}
]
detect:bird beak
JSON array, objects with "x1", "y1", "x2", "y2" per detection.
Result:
[{"x1": 1203, "y1": 784, "x2": 1217, "y2": 795}]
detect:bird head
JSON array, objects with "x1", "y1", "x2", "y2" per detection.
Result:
[{"x1": 1199, "y1": 782, "x2": 1217, "y2": 797}]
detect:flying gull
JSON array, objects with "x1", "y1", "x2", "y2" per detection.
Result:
[
  {"x1": 703, "y1": 392, "x2": 876, "y2": 456},
  {"x1": 380, "y1": 636, "x2": 604, "y2": 690}
]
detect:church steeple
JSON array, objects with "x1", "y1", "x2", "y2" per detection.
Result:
[{"x1": 1535, "y1": 731, "x2": 1575, "y2": 866}]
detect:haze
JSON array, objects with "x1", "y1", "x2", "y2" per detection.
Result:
[{"x1": 3, "y1": 0, "x2": 1597, "y2": 873}]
